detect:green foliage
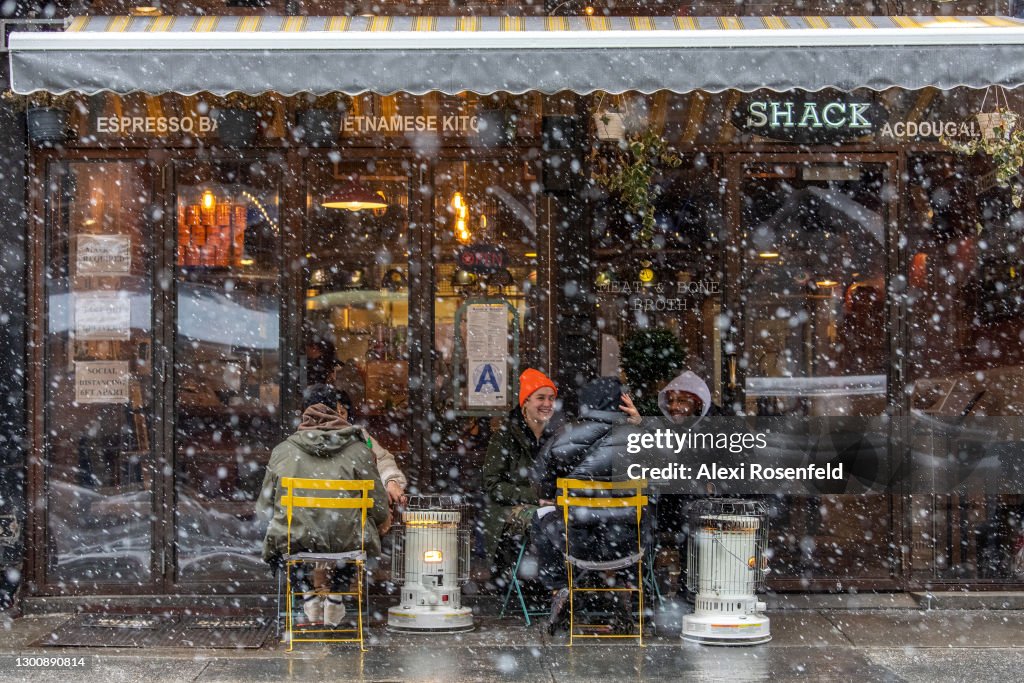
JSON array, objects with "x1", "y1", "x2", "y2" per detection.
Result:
[
  {"x1": 300, "y1": 91, "x2": 351, "y2": 112},
  {"x1": 620, "y1": 328, "x2": 686, "y2": 415},
  {"x1": 595, "y1": 129, "x2": 682, "y2": 244},
  {"x1": 942, "y1": 111, "x2": 1024, "y2": 207},
  {"x1": 1, "y1": 89, "x2": 79, "y2": 112},
  {"x1": 217, "y1": 92, "x2": 271, "y2": 111}
]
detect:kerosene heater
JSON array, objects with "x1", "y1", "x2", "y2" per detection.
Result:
[
  {"x1": 387, "y1": 495, "x2": 474, "y2": 632},
  {"x1": 682, "y1": 499, "x2": 771, "y2": 645}
]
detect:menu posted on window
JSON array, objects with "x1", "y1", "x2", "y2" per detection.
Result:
[
  {"x1": 76, "y1": 234, "x2": 132, "y2": 276},
  {"x1": 75, "y1": 361, "x2": 130, "y2": 404},
  {"x1": 74, "y1": 294, "x2": 132, "y2": 341},
  {"x1": 466, "y1": 303, "x2": 508, "y2": 408}
]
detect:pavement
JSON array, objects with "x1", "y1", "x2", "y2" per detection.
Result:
[{"x1": 1, "y1": 597, "x2": 1023, "y2": 682}]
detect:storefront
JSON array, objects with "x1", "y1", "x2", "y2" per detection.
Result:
[{"x1": 5, "y1": 13, "x2": 1024, "y2": 600}]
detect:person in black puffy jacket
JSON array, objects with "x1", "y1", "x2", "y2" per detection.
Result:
[{"x1": 531, "y1": 376, "x2": 649, "y2": 631}]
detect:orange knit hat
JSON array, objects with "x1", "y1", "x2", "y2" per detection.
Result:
[{"x1": 519, "y1": 368, "x2": 557, "y2": 407}]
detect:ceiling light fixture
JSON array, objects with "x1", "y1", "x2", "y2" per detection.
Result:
[{"x1": 322, "y1": 178, "x2": 388, "y2": 211}]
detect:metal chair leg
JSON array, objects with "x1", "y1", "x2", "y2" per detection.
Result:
[
  {"x1": 500, "y1": 539, "x2": 533, "y2": 624},
  {"x1": 513, "y1": 564, "x2": 532, "y2": 626},
  {"x1": 645, "y1": 552, "x2": 664, "y2": 607},
  {"x1": 364, "y1": 561, "x2": 370, "y2": 630},
  {"x1": 286, "y1": 561, "x2": 294, "y2": 653},
  {"x1": 275, "y1": 564, "x2": 283, "y2": 640},
  {"x1": 357, "y1": 562, "x2": 366, "y2": 652},
  {"x1": 638, "y1": 557, "x2": 644, "y2": 647}
]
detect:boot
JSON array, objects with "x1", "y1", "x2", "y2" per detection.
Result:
[
  {"x1": 302, "y1": 591, "x2": 323, "y2": 624},
  {"x1": 546, "y1": 587, "x2": 570, "y2": 636},
  {"x1": 323, "y1": 597, "x2": 347, "y2": 628}
]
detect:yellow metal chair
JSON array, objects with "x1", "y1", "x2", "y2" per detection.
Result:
[
  {"x1": 555, "y1": 478, "x2": 649, "y2": 646},
  {"x1": 280, "y1": 476, "x2": 375, "y2": 652}
]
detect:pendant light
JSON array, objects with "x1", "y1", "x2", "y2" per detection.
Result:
[{"x1": 322, "y1": 177, "x2": 388, "y2": 211}]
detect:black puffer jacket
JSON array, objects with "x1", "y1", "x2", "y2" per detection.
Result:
[
  {"x1": 533, "y1": 409, "x2": 631, "y2": 500},
  {"x1": 533, "y1": 402, "x2": 650, "y2": 563}
]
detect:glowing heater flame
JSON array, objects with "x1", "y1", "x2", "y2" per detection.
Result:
[{"x1": 423, "y1": 550, "x2": 443, "y2": 563}]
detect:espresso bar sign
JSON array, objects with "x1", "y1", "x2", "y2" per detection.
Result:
[
  {"x1": 95, "y1": 115, "x2": 217, "y2": 136},
  {"x1": 733, "y1": 93, "x2": 883, "y2": 143}
]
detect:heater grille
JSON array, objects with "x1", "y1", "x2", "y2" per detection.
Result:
[
  {"x1": 685, "y1": 499, "x2": 769, "y2": 597},
  {"x1": 391, "y1": 495, "x2": 472, "y2": 588}
]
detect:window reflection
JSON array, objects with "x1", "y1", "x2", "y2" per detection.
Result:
[
  {"x1": 303, "y1": 159, "x2": 412, "y2": 459},
  {"x1": 431, "y1": 157, "x2": 539, "y2": 471},
  {"x1": 740, "y1": 162, "x2": 890, "y2": 417},
  {"x1": 44, "y1": 160, "x2": 156, "y2": 586},
  {"x1": 173, "y1": 160, "x2": 281, "y2": 583},
  {"x1": 907, "y1": 154, "x2": 1024, "y2": 582},
  {"x1": 738, "y1": 159, "x2": 895, "y2": 584}
]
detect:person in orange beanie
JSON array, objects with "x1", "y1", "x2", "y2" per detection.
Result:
[{"x1": 482, "y1": 368, "x2": 560, "y2": 577}]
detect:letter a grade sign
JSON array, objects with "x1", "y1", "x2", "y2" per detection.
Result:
[
  {"x1": 468, "y1": 360, "x2": 506, "y2": 407},
  {"x1": 466, "y1": 303, "x2": 509, "y2": 408}
]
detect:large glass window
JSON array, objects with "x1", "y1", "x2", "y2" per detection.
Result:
[
  {"x1": 172, "y1": 158, "x2": 282, "y2": 585},
  {"x1": 736, "y1": 156, "x2": 897, "y2": 585},
  {"x1": 738, "y1": 158, "x2": 892, "y2": 418},
  {"x1": 43, "y1": 159, "x2": 158, "y2": 587},
  {"x1": 907, "y1": 152, "x2": 1024, "y2": 583},
  {"x1": 430, "y1": 155, "x2": 541, "y2": 489},
  {"x1": 302, "y1": 157, "x2": 414, "y2": 464},
  {"x1": 592, "y1": 153, "x2": 725, "y2": 412}
]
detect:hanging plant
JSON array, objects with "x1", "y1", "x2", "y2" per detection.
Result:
[
  {"x1": 2, "y1": 90, "x2": 80, "y2": 145},
  {"x1": 942, "y1": 110, "x2": 1024, "y2": 207},
  {"x1": 595, "y1": 129, "x2": 682, "y2": 244},
  {"x1": 1, "y1": 89, "x2": 80, "y2": 111},
  {"x1": 942, "y1": 89, "x2": 1024, "y2": 208}
]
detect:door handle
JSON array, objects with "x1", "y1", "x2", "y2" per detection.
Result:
[{"x1": 727, "y1": 353, "x2": 738, "y2": 391}]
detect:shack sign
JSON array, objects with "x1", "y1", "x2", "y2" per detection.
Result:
[
  {"x1": 732, "y1": 91, "x2": 886, "y2": 144},
  {"x1": 457, "y1": 244, "x2": 509, "y2": 274}
]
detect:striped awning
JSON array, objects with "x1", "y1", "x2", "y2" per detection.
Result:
[{"x1": 9, "y1": 15, "x2": 1024, "y2": 96}]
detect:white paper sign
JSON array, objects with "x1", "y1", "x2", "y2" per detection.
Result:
[
  {"x1": 468, "y1": 359, "x2": 507, "y2": 407},
  {"x1": 466, "y1": 303, "x2": 509, "y2": 408},
  {"x1": 75, "y1": 294, "x2": 131, "y2": 340},
  {"x1": 466, "y1": 304, "x2": 508, "y2": 359},
  {"x1": 75, "y1": 361, "x2": 130, "y2": 404},
  {"x1": 77, "y1": 235, "x2": 131, "y2": 276}
]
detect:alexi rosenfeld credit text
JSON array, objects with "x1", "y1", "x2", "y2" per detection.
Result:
[{"x1": 620, "y1": 425, "x2": 846, "y2": 485}]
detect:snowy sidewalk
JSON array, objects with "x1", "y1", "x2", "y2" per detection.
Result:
[{"x1": 2, "y1": 605, "x2": 1024, "y2": 682}]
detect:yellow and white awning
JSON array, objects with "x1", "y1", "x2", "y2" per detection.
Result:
[{"x1": 10, "y1": 15, "x2": 1024, "y2": 95}]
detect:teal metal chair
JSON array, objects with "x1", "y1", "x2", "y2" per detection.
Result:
[{"x1": 499, "y1": 537, "x2": 550, "y2": 625}]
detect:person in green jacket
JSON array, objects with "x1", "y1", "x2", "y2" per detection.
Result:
[
  {"x1": 258, "y1": 385, "x2": 391, "y2": 627},
  {"x1": 482, "y1": 368, "x2": 558, "y2": 576}
]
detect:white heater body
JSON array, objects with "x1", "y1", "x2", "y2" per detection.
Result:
[
  {"x1": 387, "y1": 507, "x2": 473, "y2": 633},
  {"x1": 682, "y1": 511, "x2": 771, "y2": 645}
]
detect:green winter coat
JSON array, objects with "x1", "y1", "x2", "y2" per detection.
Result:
[
  {"x1": 258, "y1": 426, "x2": 390, "y2": 564},
  {"x1": 482, "y1": 407, "x2": 550, "y2": 558}
]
